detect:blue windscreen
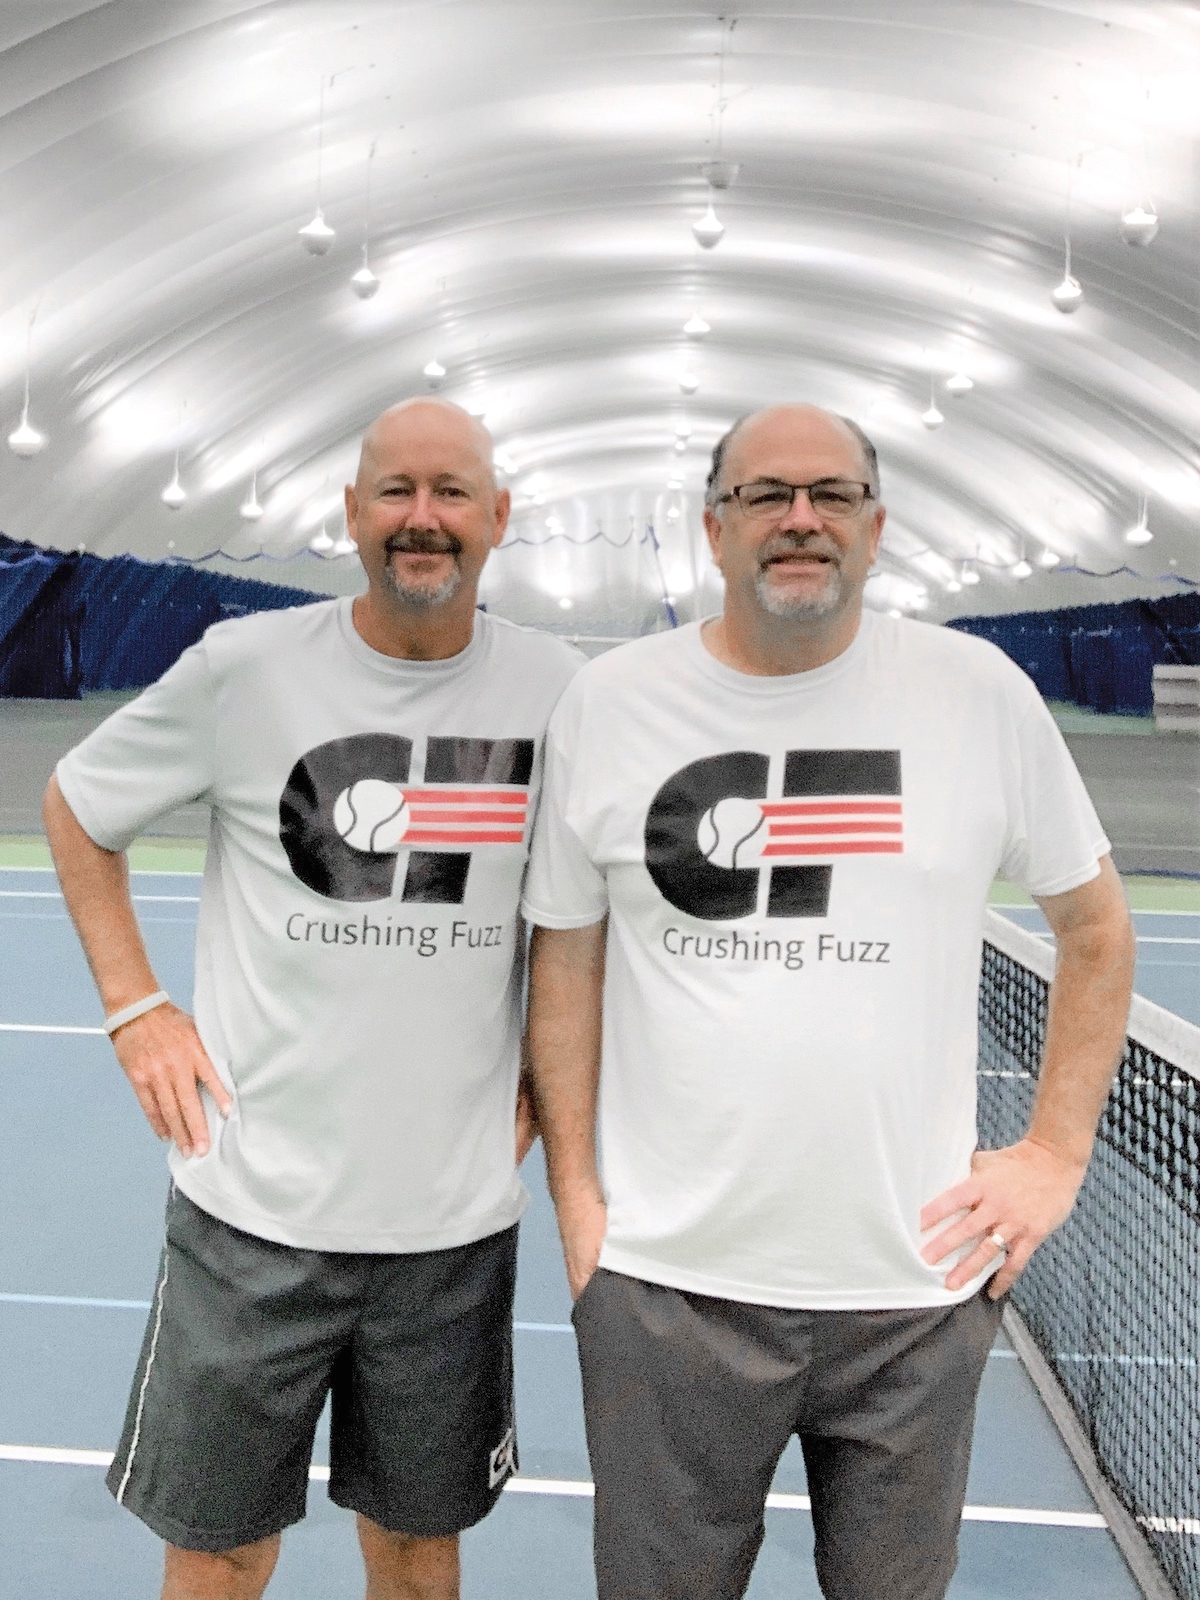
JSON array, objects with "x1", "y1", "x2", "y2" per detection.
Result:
[{"x1": 0, "y1": 534, "x2": 329, "y2": 698}]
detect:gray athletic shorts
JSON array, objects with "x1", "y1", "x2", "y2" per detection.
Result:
[
  {"x1": 106, "y1": 1188, "x2": 519, "y2": 1552},
  {"x1": 573, "y1": 1268, "x2": 1003, "y2": 1600}
]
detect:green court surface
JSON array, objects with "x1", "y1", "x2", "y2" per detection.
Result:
[{"x1": 3, "y1": 835, "x2": 1196, "y2": 913}]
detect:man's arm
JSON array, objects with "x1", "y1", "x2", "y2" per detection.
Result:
[
  {"x1": 921, "y1": 853, "x2": 1135, "y2": 1297},
  {"x1": 43, "y1": 774, "x2": 231, "y2": 1157},
  {"x1": 526, "y1": 920, "x2": 607, "y2": 1298}
]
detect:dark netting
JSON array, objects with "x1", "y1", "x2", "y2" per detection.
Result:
[{"x1": 978, "y1": 940, "x2": 1200, "y2": 1599}]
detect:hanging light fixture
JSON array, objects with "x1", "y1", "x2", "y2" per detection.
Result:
[
  {"x1": 309, "y1": 520, "x2": 335, "y2": 554},
  {"x1": 945, "y1": 372, "x2": 974, "y2": 397},
  {"x1": 692, "y1": 201, "x2": 724, "y2": 249},
  {"x1": 679, "y1": 373, "x2": 700, "y2": 395},
  {"x1": 299, "y1": 76, "x2": 336, "y2": 255},
  {"x1": 683, "y1": 312, "x2": 711, "y2": 336},
  {"x1": 332, "y1": 529, "x2": 357, "y2": 557},
  {"x1": 1011, "y1": 555, "x2": 1033, "y2": 579},
  {"x1": 160, "y1": 444, "x2": 186, "y2": 509},
  {"x1": 8, "y1": 312, "x2": 46, "y2": 458},
  {"x1": 944, "y1": 578, "x2": 963, "y2": 593},
  {"x1": 239, "y1": 471, "x2": 264, "y2": 522},
  {"x1": 1125, "y1": 495, "x2": 1152, "y2": 545},
  {"x1": 1052, "y1": 162, "x2": 1084, "y2": 311},
  {"x1": 961, "y1": 560, "x2": 981, "y2": 586},
  {"x1": 423, "y1": 357, "x2": 446, "y2": 389},
  {"x1": 349, "y1": 139, "x2": 380, "y2": 297},
  {"x1": 1037, "y1": 547, "x2": 1061, "y2": 568},
  {"x1": 558, "y1": 596, "x2": 574, "y2": 610},
  {"x1": 1120, "y1": 204, "x2": 1159, "y2": 247},
  {"x1": 673, "y1": 439, "x2": 687, "y2": 453},
  {"x1": 666, "y1": 505, "x2": 681, "y2": 522},
  {"x1": 920, "y1": 374, "x2": 944, "y2": 430},
  {"x1": 674, "y1": 422, "x2": 692, "y2": 439}
]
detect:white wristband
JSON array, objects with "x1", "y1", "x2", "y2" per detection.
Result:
[{"x1": 104, "y1": 990, "x2": 171, "y2": 1035}]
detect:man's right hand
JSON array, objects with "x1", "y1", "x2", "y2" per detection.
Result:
[
  {"x1": 556, "y1": 1186, "x2": 608, "y2": 1301},
  {"x1": 111, "y1": 1004, "x2": 232, "y2": 1159}
]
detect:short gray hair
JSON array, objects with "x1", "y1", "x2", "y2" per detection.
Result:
[{"x1": 704, "y1": 412, "x2": 880, "y2": 507}]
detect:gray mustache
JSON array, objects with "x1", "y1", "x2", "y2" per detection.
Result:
[
  {"x1": 385, "y1": 531, "x2": 462, "y2": 556},
  {"x1": 758, "y1": 536, "x2": 840, "y2": 568}
]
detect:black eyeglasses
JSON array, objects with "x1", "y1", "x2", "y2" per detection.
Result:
[{"x1": 716, "y1": 479, "x2": 874, "y2": 519}]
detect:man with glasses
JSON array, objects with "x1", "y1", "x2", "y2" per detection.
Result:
[
  {"x1": 523, "y1": 404, "x2": 1134, "y2": 1599},
  {"x1": 44, "y1": 399, "x2": 580, "y2": 1600}
]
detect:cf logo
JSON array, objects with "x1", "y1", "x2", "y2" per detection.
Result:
[
  {"x1": 280, "y1": 733, "x2": 534, "y2": 904},
  {"x1": 644, "y1": 749, "x2": 903, "y2": 920}
]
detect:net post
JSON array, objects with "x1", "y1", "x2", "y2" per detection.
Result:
[{"x1": 1002, "y1": 1305, "x2": 1178, "y2": 1600}]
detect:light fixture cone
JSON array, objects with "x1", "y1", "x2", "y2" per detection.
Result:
[
  {"x1": 239, "y1": 493, "x2": 264, "y2": 522},
  {"x1": 298, "y1": 209, "x2": 336, "y2": 255},
  {"x1": 161, "y1": 474, "x2": 186, "y2": 509},
  {"x1": 1125, "y1": 519, "x2": 1153, "y2": 546},
  {"x1": 1011, "y1": 558, "x2": 1033, "y2": 578},
  {"x1": 666, "y1": 506, "x2": 680, "y2": 522},
  {"x1": 961, "y1": 563, "x2": 981, "y2": 586},
  {"x1": 1120, "y1": 206, "x2": 1159, "y2": 247},
  {"x1": 945, "y1": 578, "x2": 962, "y2": 593},
  {"x1": 558, "y1": 596, "x2": 574, "y2": 610},
  {"x1": 678, "y1": 374, "x2": 700, "y2": 395},
  {"x1": 683, "y1": 313, "x2": 711, "y2": 336},
  {"x1": 945, "y1": 372, "x2": 974, "y2": 396},
  {"x1": 332, "y1": 535, "x2": 357, "y2": 557},
  {"x1": 700, "y1": 159, "x2": 739, "y2": 189},
  {"x1": 309, "y1": 528, "x2": 335, "y2": 554},
  {"x1": 7, "y1": 413, "x2": 46, "y2": 457},
  {"x1": 673, "y1": 439, "x2": 686, "y2": 453},
  {"x1": 1038, "y1": 548, "x2": 1061, "y2": 568},
  {"x1": 674, "y1": 423, "x2": 692, "y2": 439},
  {"x1": 921, "y1": 405, "x2": 944, "y2": 430},
  {"x1": 1051, "y1": 274, "x2": 1084, "y2": 312},
  {"x1": 423, "y1": 358, "x2": 446, "y2": 389},
  {"x1": 350, "y1": 264, "x2": 380, "y2": 299},
  {"x1": 692, "y1": 202, "x2": 725, "y2": 249}
]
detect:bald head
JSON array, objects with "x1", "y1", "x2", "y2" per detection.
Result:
[
  {"x1": 706, "y1": 406, "x2": 879, "y2": 507},
  {"x1": 356, "y1": 398, "x2": 495, "y2": 494}
]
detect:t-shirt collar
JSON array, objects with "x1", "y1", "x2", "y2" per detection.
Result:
[
  {"x1": 686, "y1": 608, "x2": 876, "y2": 695},
  {"x1": 335, "y1": 596, "x2": 487, "y2": 679}
]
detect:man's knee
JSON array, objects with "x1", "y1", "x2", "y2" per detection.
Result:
[
  {"x1": 163, "y1": 1534, "x2": 280, "y2": 1600},
  {"x1": 356, "y1": 1515, "x2": 460, "y2": 1600}
]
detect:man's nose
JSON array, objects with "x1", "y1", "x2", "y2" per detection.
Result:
[
  {"x1": 400, "y1": 486, "x2": 440, "y2": 525},
  {"x1": 776, "y1": 487, "x2": 825, "y2": 534}
]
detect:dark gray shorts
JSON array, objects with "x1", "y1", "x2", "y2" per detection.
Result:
[
  {"x1": 107, "y1": 1188, "x2": 519, "y2": 1552},
  {"x1": 573, "y1": 1268, "x2": 1003, "y2": 1600}
]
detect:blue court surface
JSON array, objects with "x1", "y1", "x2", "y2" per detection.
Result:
[{"x1": 4, "y1": 866, "x2": 1189, "y2": 1598}]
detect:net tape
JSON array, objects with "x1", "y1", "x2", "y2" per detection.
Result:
[{"x1": 980, "y1": 910, "x2": 1200, "y2": 1599}]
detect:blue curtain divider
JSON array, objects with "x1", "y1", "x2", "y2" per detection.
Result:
[
  {"x1": 947, "y1": 594, "x2": 1200, "y2": 716},
  {"x1": 0, "y1": 534, "x2": 329, "y2": 698}
]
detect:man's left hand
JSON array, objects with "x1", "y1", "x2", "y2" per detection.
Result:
[{"x1": 919, "y1": 1138, "x2": 1088, "y2": 1298}]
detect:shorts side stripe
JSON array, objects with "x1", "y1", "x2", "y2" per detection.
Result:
[{"x1": 115, "y1": 1244, "x2": 171, "y2": 1504}]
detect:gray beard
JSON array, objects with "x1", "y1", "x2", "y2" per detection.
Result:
[
  {"x1": 381, "y1": 561, "x2": 462, "y2": 610},
  {"x1": 754, "y1": 561, "x2": 843, "y2": 620}
]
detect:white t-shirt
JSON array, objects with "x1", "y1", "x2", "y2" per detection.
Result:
[
  {"x1": 58, "y1": 600, "x2": 581, "y2": 1252},
  {"x1": 522, "y1": 613, "x2": 1110, "y2": 1310}
]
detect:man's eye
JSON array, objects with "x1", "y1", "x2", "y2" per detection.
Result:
[
  {"x1": 746, "y1": 488, "x2": 791, "y2": 508},
  {"x1": 435, "y1": 485, "x2": 469, "y2": 498}
]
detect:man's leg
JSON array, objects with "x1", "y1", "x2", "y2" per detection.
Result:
[
  {"x1": 357, "y1": 1517, "x2": 459, "y2": 1600},
  {"x1": 799, "y1": 1290, "x2": 1004, "y2": 1600},
  {"x1": 574, "y1": 1269, "x2": 807, "y2": 1600},
  {"x1": 162, "y1": 1536, "x2": 280, "y2": 1600}
]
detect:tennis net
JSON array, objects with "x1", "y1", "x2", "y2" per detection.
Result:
[{"x1": 979, "y1": 909, "x2": 1200, "y2": 1600}]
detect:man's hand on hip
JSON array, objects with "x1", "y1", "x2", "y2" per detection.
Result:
[
  {"x1": 556, "y1": 1183, "x2": 608, "y2": 1301},
  {"x1": 919, "y1": 1137, "x2": 1088, "y2": 1299},
  {"x1": 111, "y1": 1004, "x2": 232, "y2": 1159}
]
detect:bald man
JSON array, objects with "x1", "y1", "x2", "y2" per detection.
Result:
[
  {"x1": 524, "y1": 406, "x2": 1133, "y2": 1600},
  {"x1": 44, "y1": 400, "x2": 581, "y2": 1600}
]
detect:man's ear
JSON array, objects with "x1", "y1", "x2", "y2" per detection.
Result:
[
  {"x1": 344, "y1": 483, "x2": 359, "y2": 538},
  {"x1": 491, "y1": 486, "x2": 512, "y2": 548},
  {"x1": 703, "y1": 506, "x2": 726, "y2": 573}
]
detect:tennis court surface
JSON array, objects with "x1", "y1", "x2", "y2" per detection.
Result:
[{"x1": 2, "y1": 857, "x2": 1197, "y2": 1598}]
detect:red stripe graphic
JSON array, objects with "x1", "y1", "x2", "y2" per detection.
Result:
[
  {"x1": 760, "y1": 801, "x2": 901, "y2": 818},
  {"x1": 762, "y1": 841, "x2": 904, "y2": 856},
  {"x1": 404, "y1": 829, "x2": 526, "y2": 845},
  {"x1": 402, "y1": 788, "x2": 526, "y2": 806},
  {"x1": 769, "y1": 821, "x2": 902, "y2": 837},
  {"x1": 409, "y1": 809, "x2": 528, "y2": 824}
]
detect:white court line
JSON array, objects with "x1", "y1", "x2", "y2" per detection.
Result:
[
  {"x1": 0, "y1": 1023, "x2": 105, "y2": 1035},
  {"x1": 0, "y1": 1294, "x2": 574, "y2": 1333},
  {"x1": 0, "y1": 891, "x2": 200, "y2": 903},
  {"x1": 0, "y1": 1447, "x2": 1134, "y2": 1529}
]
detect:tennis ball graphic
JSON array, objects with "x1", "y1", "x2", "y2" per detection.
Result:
[
  {"x1": 696, "y1": 796, "x2": 766, "y2": 869},
  {"x1": 332, "y1": 780, "x2": 410, "y2": 854}
]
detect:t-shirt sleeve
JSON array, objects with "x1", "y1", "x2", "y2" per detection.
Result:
[
  {"x1": 998, "y1": 685, "x2": 1111, "y2": 898},
  {"x1": 522, "y1": 687, "x2": 608, "y2": 928},
  {"x1": 55, "y1": 641, "x2": 216, "y2": 852}
]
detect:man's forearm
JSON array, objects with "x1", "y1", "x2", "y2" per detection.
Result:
[
  {"x1": 43, "y1": 774, "x2": 159, "y2": 1013},
  {"x1": 526, "y1": 921, "x2": 606, "y2": 1203},
  {"x1": 1030, "y1": 858, "x2": 1136, "y2": 1167}
]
